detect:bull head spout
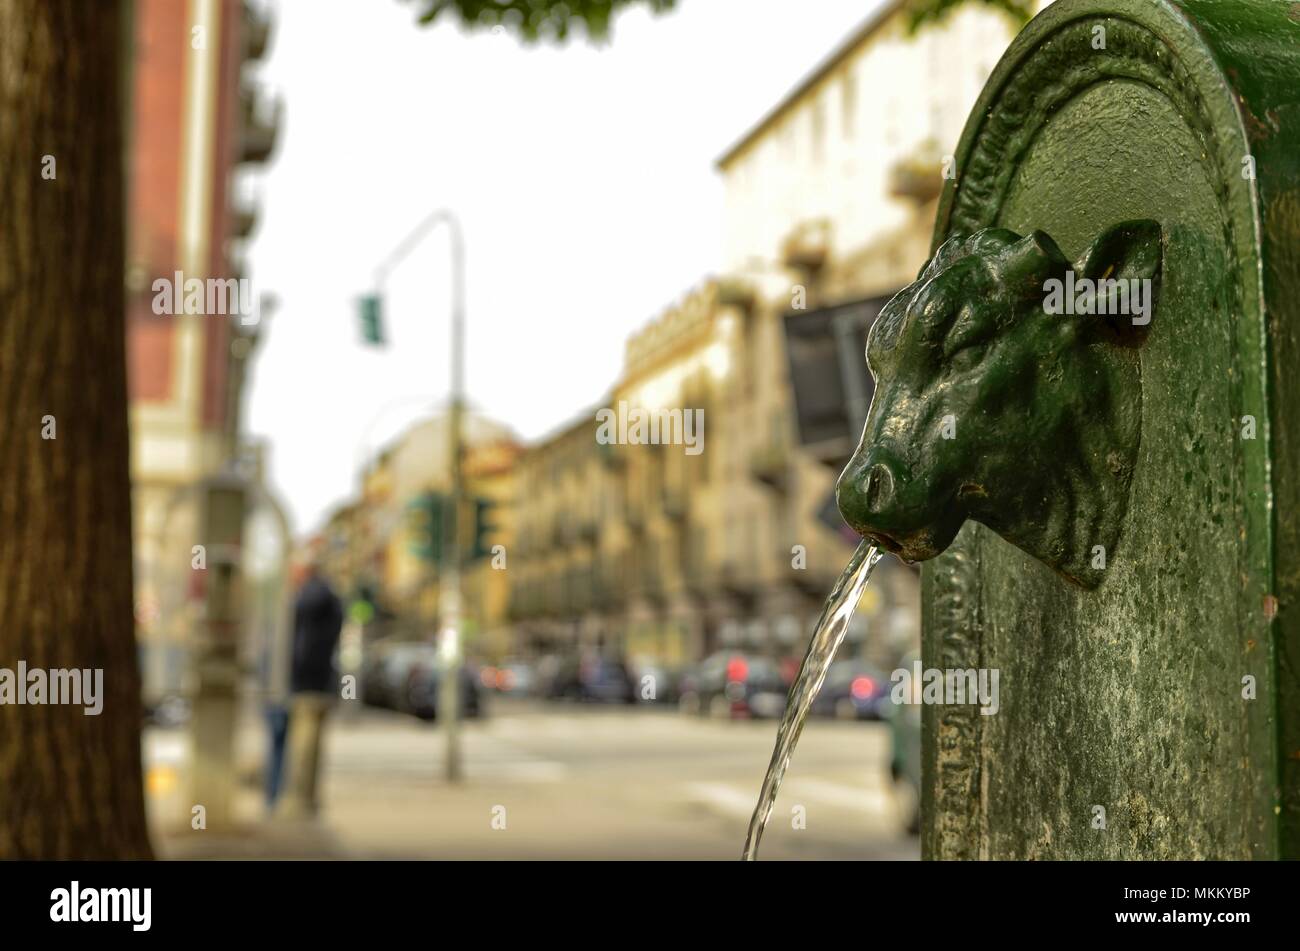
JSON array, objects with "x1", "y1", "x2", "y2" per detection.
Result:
[{"x1": 836, "y1": 221, "x2": 1162, "y2": 589}]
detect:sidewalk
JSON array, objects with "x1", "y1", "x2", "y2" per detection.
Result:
[
  {"x1": 147, "y1": 700, "x2": 918, "y2": 860},
  {"x1": 146, "y1": 706, "x2": 349, "y2": 860}
]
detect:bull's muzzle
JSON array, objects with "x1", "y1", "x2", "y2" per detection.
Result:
[
  {"x1": 837, "y1": 447, "x2": 964, "y2": 564},
  {"x1": 837, "y1": 454, "x2": 910, "y2": 557}
]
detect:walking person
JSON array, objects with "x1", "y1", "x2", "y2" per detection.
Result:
[{"x1": 279, "y1": 555, "x2": 344, "y2": 818}]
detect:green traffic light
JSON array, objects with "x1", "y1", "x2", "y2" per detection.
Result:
[
  {"x1": 470, "y1": 496, "x2": 498, "y2": 561},
  {"x1": 407, "y1": 491, "x2": 445, "y2": 562},
  {"x1": 359, "y1": 294, "x2": 384, "y2": 345}
]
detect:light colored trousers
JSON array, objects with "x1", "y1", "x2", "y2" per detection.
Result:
[{"x1": 279, "y1": 692, "x2": 332, "y2": 818}]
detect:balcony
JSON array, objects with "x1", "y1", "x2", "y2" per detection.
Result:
[
  {"x1": 239, "y1": 83, "x2": 282, "y2": 165},
  {"x1": 677, "y1": 531, "x2": 709, "y2": 594},
  {"x1": 243, "y1": 0, "x2": 273, "y2": 61},
  {"x1": 749, "y1": 443, "x2": 789, "y2": 491},
  {"x1": 231, "y1": 200, "x2": 258, "y2": 239},
  {"x1": 781, "y1": 219, "x2": 830, "y2": 274},
  {"x1": 718, "y1": 562, "x2": 759, "y2": 601},
  {"x1": 784, "y1": 558, "x2": 832, "y2": 597},
  {"x1": 577, "y1": 517, "x2": 600, "y2": 544},
  {"x1": 680, "y1": 555, "x2": 709, "y2": 596},
  {"x1": 662, "y1": 484, "x2": 688, "y2": 520},
  {"x1": 716, "y1": 276, "x2": 756, "y2": 313},
  {"x1": 569, "y1": 570, "x2": 593, "y2": 614},
  {"x1": 509, "y1": 585, "x2": 541, "y2": 621},
  {"x1": 594, "y1": 568, "x2": 626, "y2": 610},
  {"x1": 597, "y1": 440, "x2": 624, "y2": 469},
  {"x1": 637, "y1": 566, "x2": 665, "y2": 604},
  {"x1": 889, "y1": 141, "x2": 945, "y2": 205},
  {"x1": 542, "y1": 577, "x2": 564, "y2": 617}
]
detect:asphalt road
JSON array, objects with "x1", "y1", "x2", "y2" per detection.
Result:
[{"x1": 310, "y1": 700, "x2": 920, "y2": 860}]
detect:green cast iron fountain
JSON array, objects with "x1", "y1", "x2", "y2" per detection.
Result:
[{"x1": 765, "y1": 0, "x2": 1300, "y2": 860}]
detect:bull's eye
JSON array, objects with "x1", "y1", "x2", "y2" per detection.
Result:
[
  {"x1": 941, "y1": 303, "x2": 994, "y2": 360},
  {"x1": 944, "y1": 343, "x2": 985, "y2": 375}
]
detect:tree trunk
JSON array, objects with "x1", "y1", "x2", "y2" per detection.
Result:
[{"x1": 0, "y1": 0, "x2": 152, "y2": 859}]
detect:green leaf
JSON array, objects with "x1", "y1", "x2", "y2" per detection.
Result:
[
  {"x1": 902, "y1": 0, "x2": 1034, "y2": 36},
  {"x1": 403, "y1": 0, "x2": 677, "y2": 44}
]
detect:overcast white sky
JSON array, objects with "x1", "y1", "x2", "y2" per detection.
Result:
[{"x1": 243, "y1": 0, "x2": 885, "y2": 534}]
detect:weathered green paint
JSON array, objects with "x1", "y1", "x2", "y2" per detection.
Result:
[
  {"x1": 840, "y1": 0, "x2": 1300, "y2": 858},
  {"x1": 837, "y1": 221, "x2": 1161, "y2": 589}
]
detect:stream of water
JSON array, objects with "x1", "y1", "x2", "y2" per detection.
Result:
[{"x1": 742, "y1": 539, "x2": 883, "y2": 861}]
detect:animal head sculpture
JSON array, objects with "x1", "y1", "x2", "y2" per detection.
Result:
[{"x1": 836, "y1": 220, "x2": 1162, "y2": 588}]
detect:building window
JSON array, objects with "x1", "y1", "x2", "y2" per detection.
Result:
[
  {"x1": 840, "y1": 68, "x2": 856, "y2": 140},
  {"x1": 811, "y1": 97, "x2": 825, "y2": 164}
]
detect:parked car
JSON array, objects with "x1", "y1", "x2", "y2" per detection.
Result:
[
  {"x1": 810, "y1": 660, "x2": 891, "y2": 720},
  {"x1": 404, "y1": 659, "x2": 484, "y2": 721},
  {"x1": 677, "y1": 651, "x2": 789, "y2": 719},
  {"x1": 628, "y1": 658, "x2": 679, "y2": 704},
  {"x1": 361, "y1": 641, "x2": 439, "y2": 710},
  {"x1": 546, "y1": 652, "x2": 636, "y2": 703},
  {"x1": 479, "y1": 660, "x2": 536, "y2": 697}
]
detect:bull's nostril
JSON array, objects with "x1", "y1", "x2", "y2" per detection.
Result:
[
  {"x1": 864, "y1": 464, "x2": 895, "y2": 513},
  {"x1": 871, "y1": 531, "x2": 903, "y2": 555}
]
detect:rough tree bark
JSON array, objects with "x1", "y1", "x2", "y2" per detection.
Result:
[{"x1": 0, "y1": 0, "x2": 152, "y2": 858}]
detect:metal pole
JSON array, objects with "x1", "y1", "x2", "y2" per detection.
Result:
[
  {"x1": 372, "y1": 209, "x2": 465, "y2": 783},
  {"x1": 439, "y1": 218, "x2": 465, "y2": 783}
]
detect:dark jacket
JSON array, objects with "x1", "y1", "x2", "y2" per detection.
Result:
[{"x1": 290, "y1": 575, "x2": 344, "y2": 695}]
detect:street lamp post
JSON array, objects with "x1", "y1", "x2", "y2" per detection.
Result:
[{"x1": 370, "y1": 209, "x2": 466, "y2": 783}]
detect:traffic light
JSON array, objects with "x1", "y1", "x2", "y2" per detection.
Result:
[
  {"x1": 469, "y1": 496, "x2": 498, "y2": 562},
  {"x1": 358, "y1": 293, "x2": 384, "y2": 345},
  {"x1": 407, "y1": 491, "x2": 445, "y2": 563}
]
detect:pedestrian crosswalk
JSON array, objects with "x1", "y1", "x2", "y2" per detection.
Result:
[
  {"x1": 325, "y1": 718, "x2": 570, "y2": 784},
  {"x1": 684, "y1": 781, "x2": 760, "y2": 818},
  {"x1": 679, "y1": 765, "x2": 905, "y2": 852},
  {"x1": 676, "y1": 772, "x2": 916, "y2": 857},
  {"x1": 684, "y1": 775, "x2": 893, "y2": 820},
  {"x1": 795, "y1": 777, "x2": 893, "y2": 814},
  {"x1": 484, "y1": 710, "x2": 690, "y2": 739}
]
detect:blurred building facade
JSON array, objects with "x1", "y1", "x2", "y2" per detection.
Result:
[
  {"x1": 322, "y1": 3, "x2": 1019, "y2": 675},
  {"x1": 717, "y1": 2, "x2": 1010, "y2": 291},
  {"x1": 506, "y1": 2, "x2": 1016, "y2": 672},
  {"x1": 319, "y1": 410, "x2": 521, "y2": 659},
  {"x1": 509, "y1": 279, "x2": 862, "y2": 668},
  {"x1": 125, "y1": 0, "x2": 279, "y2": 702}
]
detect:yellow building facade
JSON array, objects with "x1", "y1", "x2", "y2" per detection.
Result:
[{"x1": 505, "y1": 3, "x2": 1019, "y2": 671}]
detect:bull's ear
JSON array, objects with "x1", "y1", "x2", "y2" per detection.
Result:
[
  {"x1": 1074, "y1": 220, "x2": 1162, "y2": 338},
  {"x1": 1075, "y1": 219, "x2": 1163, "y2": 287}
]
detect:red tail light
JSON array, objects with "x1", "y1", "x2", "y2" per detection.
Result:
[
  {"x1": 851, "y1": 676, "x2": 876, "y2": 700},
  {"x1": 726, "y1": 656, "x2": 749, "y2": 682}
]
